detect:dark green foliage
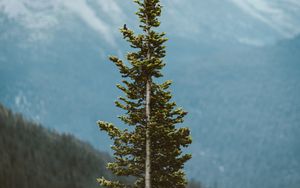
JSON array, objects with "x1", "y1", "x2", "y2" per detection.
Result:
[
  {"x1": 0, "y1": 103, "x2": 128, "y2": 188},
  {"x1": 98, "y1": 0, "x2": 192, "y2": 187}
]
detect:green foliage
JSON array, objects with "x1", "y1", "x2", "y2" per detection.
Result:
[
  {"x1": 98, "y1": 0, "x2": 192, "y2": 187},
  {"x1": 0, "y1": 103, "x2": 129, "y2": 188}
]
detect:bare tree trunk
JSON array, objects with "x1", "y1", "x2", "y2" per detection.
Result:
[
  {"x1": 145, "y1": 79, "x2": 151, "y2": 188},
  {"x1": 145, "y1": 0, "x2": 151, "y2": 187}
]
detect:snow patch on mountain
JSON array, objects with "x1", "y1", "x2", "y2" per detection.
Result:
[{"x1": 0, "y1": 0, "x2": 125, "y2": 45}]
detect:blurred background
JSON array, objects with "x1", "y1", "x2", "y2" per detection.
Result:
[{"x1": 0, "y1": 0, "x2": 300, "y2": 188}]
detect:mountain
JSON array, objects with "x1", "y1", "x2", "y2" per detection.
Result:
[
  {"x1": 1, "y1": 1, "x2": 300, "y2": 188},
  {"x1": 0, "y1": 102, "x2": 133, "y2": 188},
  {"x1": 173, "y1": 35, "x2": 300, "y2": 187}
]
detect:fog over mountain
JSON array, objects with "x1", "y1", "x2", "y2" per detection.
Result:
[{"x1": 1, "y1": 1, "x2": 300, "y2": 188}]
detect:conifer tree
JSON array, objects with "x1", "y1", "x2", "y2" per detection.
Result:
[{"x1": 97, "y1": 0, "x2": 192, "y2": 187}]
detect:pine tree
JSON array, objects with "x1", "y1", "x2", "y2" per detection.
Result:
[{"x1": 97, "y1": 0, "x2": 192, "y2": 187}]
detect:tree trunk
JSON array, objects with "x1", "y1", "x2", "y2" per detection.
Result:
[
  {"x1": 145, "y1": 79, "x2": 151, "y2": 188},
  {"x1": 145, "y1": 0, "x2": 151, "y2": 186}
]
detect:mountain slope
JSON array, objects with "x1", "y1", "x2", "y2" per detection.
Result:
[
  {"x1": 171, "y1": 36, "x2": 300, "y2": 188},
  {"x1": 0, "y1": 103, "x2": 129, "y2": 188}
]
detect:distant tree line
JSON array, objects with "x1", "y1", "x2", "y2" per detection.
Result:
[{"x1": 0, "y1": 103, "x2": 129, "y2": 188}]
